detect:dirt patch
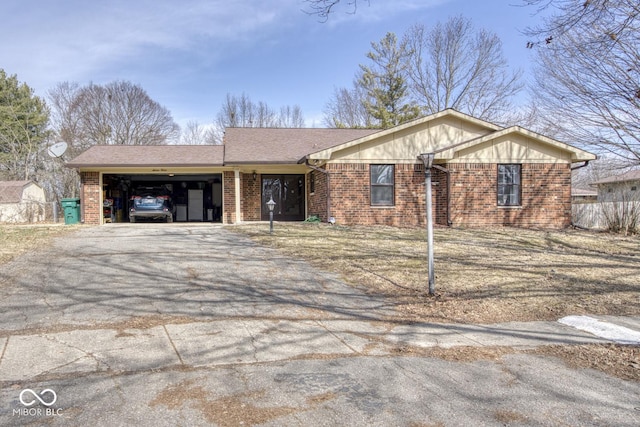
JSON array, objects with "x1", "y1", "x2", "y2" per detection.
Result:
[
  {"x1": 392, "y1": 344, "x2": 518, "y2": 362},
  {"x1": 494, "y1": 409, "x2": 529, "y2": 424},
  {"x1": 150, "y1": 380, "x2": 298, "y2": 426},
  {"x1": 390, "y1": 343, "x2": 640, "y2": 382},
  {"x1": 150, "y1": 378, "x2": 341, "y2": 425}
]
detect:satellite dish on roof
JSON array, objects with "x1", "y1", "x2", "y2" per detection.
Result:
[{"x1": 47, "y1": 141, "x2": 68, "y2": 158}]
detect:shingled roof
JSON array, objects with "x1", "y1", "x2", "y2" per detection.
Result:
[
  {"x1": 66, "y1": 145, "x2": 225, "y2": 168},
  {"x1": 223, "y1": 128, "x2": 379, "y2": 164},
  {"x1": 0, "y1": 181, "x2": 34, "y2": 203},
  {"x1": 591, "y1": 169, "x2": 640, "y2": 185}
]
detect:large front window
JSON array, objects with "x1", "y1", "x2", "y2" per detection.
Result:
[
  {"x1": 371, "y1": 164, "x2": 395, "y2": 206},
  {"x1": 497, "y1": 164, "x2": 521, "y2": 206}
]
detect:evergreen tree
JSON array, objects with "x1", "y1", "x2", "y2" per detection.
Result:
[
  {"x1": 358, "y1": 32, "x2": 421, "y2": 128},
  {"x1": 0, "y1": 70, "x2": 49, "y2": 180}
]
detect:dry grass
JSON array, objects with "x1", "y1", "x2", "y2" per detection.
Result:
[
  {"x1": 232, "y1": 223, "x2": 640, "y2": 324},
  {"x1": 531, "y1": 343, "x2": 640, "y2": 382},
  {"x1": 233, "y1": 223, "x2": 640, "y2": 381},
  {"x1": 0, "y1": 224, "x2": 77, "y2": 265}
]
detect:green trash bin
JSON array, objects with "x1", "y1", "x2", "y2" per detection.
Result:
[{"x1": 61, "y1": 198, "x2": 81, "y2": 225}]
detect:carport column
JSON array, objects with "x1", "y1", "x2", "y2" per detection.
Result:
[{"x1": 234, "y1": 169, "x2": 241, "y2": 223}]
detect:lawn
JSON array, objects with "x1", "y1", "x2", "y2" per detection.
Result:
[
  {"x1": 0, "y1": 224, "x2": 77, "y2": 265},
  {"x1": 232, "y1": 223, "x2": 640, "y2": 324}
]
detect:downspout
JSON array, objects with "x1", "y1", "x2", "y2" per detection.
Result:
[
  {"x1": 432, "y1": 164, "x2": 452, "y2": 226},
  {"x1": 305, "y1": 160, "x2": 331, "y2": 223},
  {"x1": 569, "y1": 161, "x2": 590, "y2": 229}
]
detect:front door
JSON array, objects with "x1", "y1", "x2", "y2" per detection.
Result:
[{"x1": 261, "y1": 174, "x2": 305, "y2": 221}]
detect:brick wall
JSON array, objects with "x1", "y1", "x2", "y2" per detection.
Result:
[
  {"x1": 327, "y1": 163, "x2": 429, "y2": 227},
  {"x1": 324, "y1": 162, "x2": 571, "y2": 228},
  {"x1": 242, "y1": 173, "x2": 261, "y2": 221},
  {"x1": 308, "y1": 169, "x2": 329, "y2": 222},
  {"x1": 223, "y1": 171, "x2": 235, "y2": 224},
  {"x1": 80, "y1": 171, "x2": 101, "y2": 225},
  {"x1": 447, "y1": 163, "x2": 571, "y2": 228}
]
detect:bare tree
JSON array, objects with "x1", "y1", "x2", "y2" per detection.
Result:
[
  {"x1": 46, "y1": 81, "x2": 179, "y2": 202},
  {"x1": 523, "y1": 0, "x2": 639, "y2": 47},
  {"x1": 179, "y1": 121, "x2": 218, "y2": 145},
  {"x1": 49, "y1": 80, "x2": 179, "y2": 148},
  {"x1": 74, "y1": 81, "x2": 179, "y2": 145},
  {"x1": 215, "y1": 93, "x2": 306, "y2": 138},
  {"x1": 277, "y1": 105, "x2": 305, "y2": 127},
  {"x1": 302, "y1": 0, "x2": 369, "y2": 20},
  {"x1": 215, "y1": 93, "x2": 277, "y2": 129},
  {"x1": 526, "y1": 0, "x2": 640, "y2": 164},
  {"x1": 404, "y1": 16, "x2": 523, "y2": 123},
  {"x1": 323, "y1": 83, "x2": 375, "y2": 128},
  {"x1": 572, "y1": 156, "x2": 633, "y2": 190}
]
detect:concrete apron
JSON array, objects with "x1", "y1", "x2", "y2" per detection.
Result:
[{"x1": 0, "y1": 318, "x2": 611, "y2": 382}]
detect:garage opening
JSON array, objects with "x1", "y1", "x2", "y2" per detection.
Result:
[{"x1": 102, "y1": 174, "x2": 223, "y2": 223}]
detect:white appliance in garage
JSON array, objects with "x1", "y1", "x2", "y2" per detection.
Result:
[{"x1": 188, "y1": 189, "x2": 204, "y2": 221}]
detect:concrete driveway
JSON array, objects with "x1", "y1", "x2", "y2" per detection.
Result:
[{"x1": 1, "y1": 224, "x2": 639, "y2": 426}]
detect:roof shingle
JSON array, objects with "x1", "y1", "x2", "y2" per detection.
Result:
[
  {"x1": 223, "y1": 128, "x2": 379, "y2": 164},
  {"x1": 592, "y1": 169, "x2": 640, "y2": 185},
  {"x1": 0, "y1": 181, "x2": 32, "y2": 203},
  {"x1": 65, "y1": 145, "x2": 225, "y2": 168}
]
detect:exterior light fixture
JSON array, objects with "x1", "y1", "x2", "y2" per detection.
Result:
[
  {"x1": 253, "y1": 171, "x2": 257, "y2": 181},
  {"x1": 266, "y1": 197, "x2": 276, "y2": 234}
]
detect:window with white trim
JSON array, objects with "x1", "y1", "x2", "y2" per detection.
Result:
[
  {"x1": 497, "y1": 164, "x2": 521, "y2": 206},
  {"x1": 370, "y1": 164, "x2": 394, "y2": 206}
]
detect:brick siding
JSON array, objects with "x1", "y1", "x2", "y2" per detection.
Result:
[
  {"x1": 308, "y1": 169, "x2": 329, "y2": 222},
  {"x1": 447, "y1": 163, "x2": 571, "y2": 228},
  {"x1": 326, "y1": 163, "x2": 428, "y2": 227},
  {"x1": 320, "y1": 162, "x2": 571, "y2": 228},
  {"x1": 223, "y1": 171, "x2": 235, "y2": 224},
  {"x1": 80, "y1": 171, "x2": 101, "y2": 225},
  {"x1": 242, "y1": 173, "x2": 261, "y2": 221}
]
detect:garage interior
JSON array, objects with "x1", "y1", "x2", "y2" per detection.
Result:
[{"x1": 102, "y1": 174, "x2": 223, "y2": 223}]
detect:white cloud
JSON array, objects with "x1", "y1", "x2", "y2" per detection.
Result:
[{"x1": 0, "y1": 0, "x2": 293, "y2": 94}]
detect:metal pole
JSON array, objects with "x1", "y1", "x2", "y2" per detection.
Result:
[
  {"x1": 269, "y1": 211, "x2": 274, "y2": 234},
  {"x1": 425, "y1": 167, "x2": 435, "y2": 295}
]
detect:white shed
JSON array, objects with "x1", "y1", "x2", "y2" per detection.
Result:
[{"x1": 0, "y1": 181, "x2": 47, "y2": 223}]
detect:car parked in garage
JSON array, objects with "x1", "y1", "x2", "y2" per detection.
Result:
[{"x1": 129, "y1": 189, "x2": 173, "y2": 223}]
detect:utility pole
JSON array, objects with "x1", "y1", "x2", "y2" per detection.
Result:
[{"x1": 419, "y1": 153, "x2": 435, "y2": 295}]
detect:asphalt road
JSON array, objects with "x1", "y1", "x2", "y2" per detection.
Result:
[{"x1": 0, "y1": 224, "x2": 638, "y2": 426}]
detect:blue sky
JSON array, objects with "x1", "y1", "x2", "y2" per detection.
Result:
[{"x1": 1, "y1": 0, "x2": 541, "y2": 129}]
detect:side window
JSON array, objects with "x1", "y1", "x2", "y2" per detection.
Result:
[
  {"x1": 497, "y1": 164, "x2": 521, "y2": 206},
  {"x1": 371, "y1": 164, "x2": 395, "y2": 206}
]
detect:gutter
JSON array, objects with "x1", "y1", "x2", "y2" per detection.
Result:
[
  {"x1": 571, "y1": 160, "x2": 590, "y2": 171},
  {"x1": 305, "y1": 160, "x2": 331, "y2": 223}
]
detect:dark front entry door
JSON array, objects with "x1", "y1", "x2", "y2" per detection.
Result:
[{"x1": 261, "y1": 174, "x2": 305, "y2": 221}]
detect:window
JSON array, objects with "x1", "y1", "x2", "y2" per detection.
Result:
[
  {"x1": 371, "y1": 164, "x2": 394, "y2": 206},
  {"x1": 497, "y1": 164, "x2": 521, "y2": 206}
]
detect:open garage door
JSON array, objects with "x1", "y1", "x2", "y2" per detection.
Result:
[{"x1": 102, "y1": 174, "x2": 223, "y2": 223}]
